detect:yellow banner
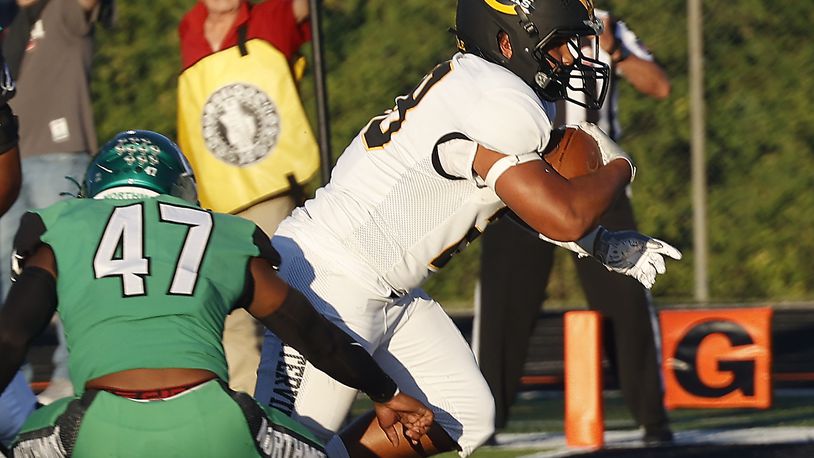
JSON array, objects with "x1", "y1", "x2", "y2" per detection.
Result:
[{"x1": 178, "y1": 39, "x2": 319, "y2": 213}]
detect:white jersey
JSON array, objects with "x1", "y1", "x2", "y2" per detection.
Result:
[{"x1": 277, "y1": 53, "x2": 556, "y2": 294}]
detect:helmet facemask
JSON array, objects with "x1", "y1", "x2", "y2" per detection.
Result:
[
  {"x1": 533, "y1": 34, "x2": 609, "y2": 109},
  {"x1": 455, "y1": 0, "x2": 610, "y2": 109}
]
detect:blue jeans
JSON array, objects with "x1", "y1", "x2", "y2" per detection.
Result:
[
  {"x1": 0, "y1": 153, "x2": 90, "y2": 438},
  {"x1": 0, "y1": 372, "x2": 36, "y2": 446}
]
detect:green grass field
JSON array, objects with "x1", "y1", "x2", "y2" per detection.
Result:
[{"x1": 352, "y1": 389, "x2": 814, "y2": 457}]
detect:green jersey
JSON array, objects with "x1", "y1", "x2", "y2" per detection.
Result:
[{"x1": 15, "y1": 195, "x2": 276, "y2": 393}]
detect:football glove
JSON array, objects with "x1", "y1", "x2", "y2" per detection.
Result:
[
  {"x1": 591, "y1": 227, "x2": 682, "y2": 289},
  {"x1": 577, "y1": 121, "x2": 636, "y2": 182}
]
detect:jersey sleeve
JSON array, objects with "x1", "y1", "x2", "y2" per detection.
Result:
[
  {"x1": 462, "y1": 88, "x2": 553, "y2": 157},
  {"x1": 252, "y1": 226, "x2": 282, "y2": 269},
  {"x1": 11, "y1": 211, "x2": 47, "y2": 278},
  {"x1": 253, "y1": 0, "x2": 311, "y2": 59},
  {"x1": 431, "y1": 133, "x2": 479, "y2": 182},
  {"x1": 234, "y1": 225, "x2": 283, "y2": 311},
  {"x1": 616, "y1": 20, "x2": 655, "y2": 62}
]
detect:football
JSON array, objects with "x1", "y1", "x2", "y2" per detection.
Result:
[{"x1": 542, "y1": 126, "x2": 602, "y2": 179}]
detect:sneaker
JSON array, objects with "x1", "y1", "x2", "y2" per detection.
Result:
[
  {"x1": 36, "y1": 378, "x2": 74, "y2": 405},
  {"x1": 643, "y1": 424, "x2": 674, "y2": 445}
]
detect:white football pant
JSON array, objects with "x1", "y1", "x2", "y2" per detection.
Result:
[{"x1": 255, "y1": 235, "x2": 495, "y2": 457}]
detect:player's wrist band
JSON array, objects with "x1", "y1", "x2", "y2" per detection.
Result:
[{"x1": 484, "y1": 151, "x2": 542, "y2": 189}]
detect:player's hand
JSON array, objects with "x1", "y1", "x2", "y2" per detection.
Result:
[
  {"x1": 373, "y1": 391, "x2": 434, "y2": 446},
  {"x1": 577, "y1": 121, "x2": 636, "y2": 182},
  {"x1": 593, "y1": 228, "x2": 682, "y2": 289}
]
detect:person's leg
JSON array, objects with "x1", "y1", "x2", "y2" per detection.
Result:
[
  {"x1": 0, "y1": 159, "x2": 37, "y2": 448},
  {"x1": 573, "y1": 194, "x2": 670, "y2": 441},
  {"x1": 254, "y1": 395, "x2": 327, "y2": 455},
  {"x1": 36, "y1": 316, "x2": 75, "y2": 404},
  {"x1": 227, "y1": 195, "x2": 297, "y2": 393},
  {"x1": 237, "y1": 195, "x2": 296, "y2": 236},
  {"x1": 0, "y1": 158, "x2": 34, "y2": 299},
  {"x1": 0, "y1": 155, "x2": 41, "y2": 442},
  {"x1": 77, "y1": 386, "x2": 259, "y2": 456},
  {"x1": 476, "y1": 217, "x2": 555, "y2": 430},
  {"x1": 0, "y1": 371, "x2": 37, "y2": 447},
  {"x1": 221, "y1": 308, "x2": 265, "y2": 393},
  {"x1": 11, "y1": 396, "x2": 75, "y2": 455},
  {"x1": 342, "y1": 289, "x2": 495, "y2": 457},
  {"x1": 21, "y1": 381, "x2": 303, "y2": 457}
]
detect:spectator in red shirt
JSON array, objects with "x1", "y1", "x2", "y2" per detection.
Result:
[
  {"x1": 179, "y1": 0, "x2": 309, "y2": 70},
  {"x1": 177, "y1": 0, "x2": 318, "y2": 397}
]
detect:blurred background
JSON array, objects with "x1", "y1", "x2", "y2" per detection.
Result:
[{"x1": 92, "y1": 0, "x2": 814, "y2": 311}]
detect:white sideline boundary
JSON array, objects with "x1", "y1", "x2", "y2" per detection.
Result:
[
  {"x1": 4, "y1": 427, "x2": 813, "y2": 458},
  {"x1": 481, "y1": 427, "x2": 814, "y2": 457}
]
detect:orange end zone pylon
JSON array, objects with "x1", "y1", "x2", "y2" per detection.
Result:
[{"x1": 564, "y1": 310, "x2": 604, "y2": 447}]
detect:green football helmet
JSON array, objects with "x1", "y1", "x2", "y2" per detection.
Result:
[{"x1": 83, "y1": 130, "x2": 198, "y2": 203}]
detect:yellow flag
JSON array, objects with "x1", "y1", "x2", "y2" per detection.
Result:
[{"x1": 178, "y1": 39, "x2": 319, "y2": 213}]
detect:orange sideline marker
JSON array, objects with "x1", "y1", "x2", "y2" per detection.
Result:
[{"x1": 564, "y1": 311, "x2": 604, "y2": 447}]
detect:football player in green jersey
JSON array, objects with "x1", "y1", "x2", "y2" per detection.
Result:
[{"x1": 0, "y1": 130, "x2": 433, "y2": 457}]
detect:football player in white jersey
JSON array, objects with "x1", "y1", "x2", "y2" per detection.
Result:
[{"x1": 255, "y1": 0, "x2": 681, "y2": 456}]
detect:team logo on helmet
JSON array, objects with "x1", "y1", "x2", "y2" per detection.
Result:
[
  {"x1": 484, "y1": 0, "x2": 534, "y2": 15},
  {"x1": 112, "y1": 136, "x2": 162, "y2": 177},
  {"x1": 201, "y1": 83, "x2": 281, "y2": 167}
]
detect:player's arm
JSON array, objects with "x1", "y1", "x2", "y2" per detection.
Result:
[
  {"x1": 474, "y1": 143, "x2": 632, "y2": 241},
  {"x1": 0, "y1": 144, "x2": 20, "y2": 215},
  {"x1": 0, "y1": 57, "x2": 20, "y2": 216},
  {"x1": 245, "y1": 257, "x2": 399, "y2": 402},
  {"x1": 613, "y1": 47, "x2": 670, "y2": 99},
  {"x1": 504, "y1": 211, "x2": 681, "y2": 288},
  {"x1": 292, "y1": 0, "x2": 309, "y2": 23},
  {"x1": 601, "y1": 16, "x2": 670, "y2": 99},
  {"x1": 0, "y1": 244, "x2": 58, "y2": 394},
  {"x1": 466, "y1": 88, "x2": 633, "y2": 240}
]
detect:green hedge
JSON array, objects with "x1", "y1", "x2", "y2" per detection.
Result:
[{"x1": 91, "y1": 1, "x2": 814, "y2": 307}]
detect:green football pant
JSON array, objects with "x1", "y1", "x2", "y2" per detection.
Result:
[{"x1": 13, "y1": 380, "x2": 325, "y2": 457}]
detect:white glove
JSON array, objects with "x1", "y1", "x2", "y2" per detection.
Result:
[
  {"x1": 592, "y1": 227, "x2": 682, "y2": 289},
  {"x1": 576, "y1": 121, "x2": 636, "y2": 182}
]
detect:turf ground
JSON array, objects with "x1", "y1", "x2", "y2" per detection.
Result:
[
  {"x1": 4, "y1": 390, "x2": 812, "y2": 458},
  {"x1": 350, "y1": 389, "x2": 814, "y2": 457},
  {"x1": 20, "y1": 312, "x2": 814, "y2": 457}
]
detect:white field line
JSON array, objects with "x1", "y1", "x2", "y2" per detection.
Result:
[{"x1": 482, "y1": 427, "x2": 814, "y2": 457}]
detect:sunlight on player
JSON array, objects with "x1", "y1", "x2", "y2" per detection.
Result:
[{"x1": 253, "y1": 1, "x2": 680, "y2": 457}]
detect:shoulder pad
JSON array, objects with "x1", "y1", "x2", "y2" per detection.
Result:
[{"x1": 252, "y1": 226, "x2": 281, "y2": 269}]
